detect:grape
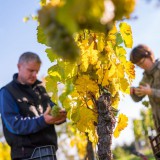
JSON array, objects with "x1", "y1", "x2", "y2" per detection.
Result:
[
  {"x1": 38, "y1": 4, "x2": 80, "y2": 61},
  {"x1": 112, "y1": 0, "x2": 135, "y2": 20},
  {"x1": 51, "y1": 105, "x2": 61, "y2": 117}
]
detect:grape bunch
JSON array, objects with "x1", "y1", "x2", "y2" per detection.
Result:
[
  {"x1": 38, "y1": 4, "x2": 80, "y2": 61},
  {"x1": 47, "y1": 23, "x2": 79, "y2": 61},
  {"x1": 51, "y1": 105, "x2": 61, "y2": 117},
  {"x1": 112, "y1": 0, "x2": 136, "y2": 20}
]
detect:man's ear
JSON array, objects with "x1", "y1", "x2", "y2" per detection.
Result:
[{"x1": 17, "y1": 63, "x2": 20, "y2": 70}]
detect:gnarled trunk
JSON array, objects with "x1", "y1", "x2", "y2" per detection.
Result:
[{"x1": 97, "y1": 93, "x2": 116, "y2": 160}]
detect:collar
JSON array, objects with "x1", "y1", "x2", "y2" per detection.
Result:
[
  {"x1": 144, "y1": 59, "x2": 160, "y2": 76},
  {"x1": 13, "y1": 73, "x2": 41, "y2": 88}
]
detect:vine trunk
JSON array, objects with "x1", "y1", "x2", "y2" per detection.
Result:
[{"x1": 97, "y1": 93, "x2": 116, "y2": 160}]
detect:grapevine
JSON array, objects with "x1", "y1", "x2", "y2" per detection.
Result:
[
  {"x1": 37, "y1": 0, "x2": 136, "y2": 159},
  {"x1": 51, "y1": 104, "x2": 61, "y2": 117}
]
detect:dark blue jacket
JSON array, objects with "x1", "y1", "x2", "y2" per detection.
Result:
[{"x1": 0, "y1": 74, "x2": 57, "y2": 159}]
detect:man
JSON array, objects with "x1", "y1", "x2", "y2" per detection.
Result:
[
  {"x1": 130, "y1": 44, "x2": 160, "y2": 133},
  {"x1": 0, "y1": 52, "x2": 66, "y2": 160}
]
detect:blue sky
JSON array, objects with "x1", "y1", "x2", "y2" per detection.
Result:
[
  {"x1": 0, "y1": 0, "x2": 51, "y2": 87},
  {"x1": 0, "y1": 0, "x2": 160, "y2": 147}
]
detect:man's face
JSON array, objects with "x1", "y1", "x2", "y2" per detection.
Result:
[{"x1": 17, "y1": 61, "x2": 41, "y2": 85}]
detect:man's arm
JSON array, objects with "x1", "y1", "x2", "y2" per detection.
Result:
[{"x1": 0, "y1": 89, "x2": 49, "y2": 135}]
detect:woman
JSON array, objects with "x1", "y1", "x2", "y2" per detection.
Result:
[{"x1": 130, "y1": 44, "x2": 160, "y2": 132}]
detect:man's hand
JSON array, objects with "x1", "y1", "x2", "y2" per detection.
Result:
[
  {"x1": 54, "y1": 110, "x2": 67, "y2": 125},
  {"x1": 134, "y1": 84, "x2": 152, "y2": 97},
  {"x1": 43, "y1": 106, "x2": 67, "y2": 125}
]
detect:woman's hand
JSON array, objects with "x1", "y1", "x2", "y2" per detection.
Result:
[
  {"x1": 134, "y1": 84, "x2": 152, "y2": 97},
  {"x1": 130, "y1": 87, "x2": 135, "y2": 95}
]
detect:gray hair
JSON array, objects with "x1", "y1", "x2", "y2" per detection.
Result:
[{"x1": 18, "y1": 52, "x2": 42, "y2": 64}]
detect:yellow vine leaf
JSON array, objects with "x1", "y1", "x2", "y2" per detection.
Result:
[
  {"x1": 119, "y1": 22, "x2": 133, "y2": 48},
  {"x1": 117, "y1": 64, "x2": 124, "y2": 78},
  {"x1": 105, "y1": 42, "x2": 115, "y2": 56},
  {"x1": 50, "y1": 0, "x2": 61, "y2": 6},
  {"x1": 102, "y1": 62, "x2": 117, "y2": 87},
  {"x1": 120, "y1": 78, "x2": 129, "y2": 93},
  {"x1": 62, "y1": 96, "x2": 73, "y2": 112},
  {"x1": 111, "y1": 93, "x2": 120, "y2": 109},
  {"x1": 76, "y1": 106, "x2": 98, "y2": 143},
  {"x1": 80, "y1": 53, "x2": 89, "y2": 72},
  {"x1": 81, "y1": 39, "x2": 89, "y2": 49},
  {"x1": 87, "y1": 99, "x2": 94, "y2": 109},
  {"x1": 125, "y1": 61, "x2": 135, "y2": 81},
  {"x1": 125, "y1": 86, "x2": 131, "y2": 94},
  {"x1": 60, "y1": 61, "x2": 77, "y2": 79},
  {"x1": 23, "y1": 16, "x2": 29, "y2": 22},
  {"x1": 49, "y1": 71, "x2": 61, "y2": 80},
  {"x1": 79, "y1": 42, "x2": 99, "y2": 72},
  {"x1": 95, "y1": 60, "x2": 101, "y2": 69},
  {"x1": 48, "y1": 65, "x2": 62, "y2": 80},
  {"x1": 0, "y1": 142, "x2": 11, "y2": 160},
  {"x1": 109, "y1": 78, "x2": 120, "y2": 96},
  {"x1": 75, "y1": 75, "x2": 99, "y2": 97},
  {"x1": 79, "y1": 39, "x2": 89, "y2": 72},
  {"x1": 107, "y1": 24, "x2": 117, "y2": 45},
  {"x1": 115, "y1": 46, "x2": 126, "y2": 63},
  {"x1": 39, "y1": 0, "x2": 47, "y2": 6},
  {"x1": 108, "y1": 63, "x2": 116, "y2": 79},
  {"x1": 88, "y1": 47, "x2": 99, "y2": 65},
  {"x1": 102, "y1": 70, "x2": 109, "y2": 86},
  {"x1": 45, "y1": 75, "x2": 58, "y2": 98},
  {"x1": 69, "y1": 106, "x2": 81, "y2": 123},
  {"x1": 97, "y1": 33, "x2": 105, "y2": 51},
  {"x1": 96, "y1": 67, "x2": 104, "y2": 85},
  {"x1": 113, "y1": 113, "x2": 128, "y2": 138}
]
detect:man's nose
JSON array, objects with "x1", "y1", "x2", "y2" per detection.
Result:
[{"x1": 32, "y1": 71, "x2": 37, "y2": 77}]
